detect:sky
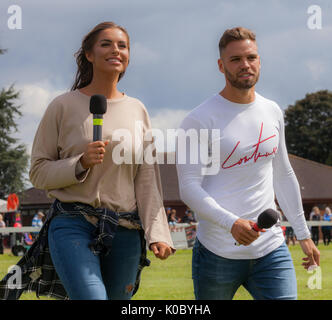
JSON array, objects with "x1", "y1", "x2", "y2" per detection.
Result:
[{"x1": 0, "y1": 0, "x2": 331, "y2": 187}]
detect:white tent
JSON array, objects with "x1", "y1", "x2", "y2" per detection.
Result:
[{"x1": 0, "y1": 199, "x2": 8, "y2": 213}]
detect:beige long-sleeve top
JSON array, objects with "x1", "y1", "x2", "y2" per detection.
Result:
[{"x1": 29, "y1": 89, "x2": 174, "y2": 249}]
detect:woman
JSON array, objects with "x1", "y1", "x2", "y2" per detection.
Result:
[
  {"x1": 168, "y1": 209, "x2": 181, "y2": 231},
  {"x1": 322, "y1": 206, "x2": 332, "y2": 246},
  {"x1": 309, "y1": 206, "x2": 321, "y2": 246},
  {"x1": 0, "y1": 214, "x2": 5, "y2": 255},
  {"x1": 0, "y1": 22, "x2": 174, "y2": 300}
]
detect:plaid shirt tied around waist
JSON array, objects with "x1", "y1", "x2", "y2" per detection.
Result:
[{"x1": 0, "y1": 199, "x2": 150, "y2": 300}]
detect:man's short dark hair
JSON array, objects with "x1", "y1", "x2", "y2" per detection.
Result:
[{"x1": 219, "y1": 27, "x2": 256, "y2": 56}]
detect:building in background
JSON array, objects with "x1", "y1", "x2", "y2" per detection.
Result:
[{"x1": 16, "y1": 154, "x2": 332, "y2": 225}]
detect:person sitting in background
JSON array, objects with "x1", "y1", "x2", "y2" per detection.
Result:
[
  {"x1": 322, "y1": 207, "x2": 332, "y2": 246},
  {"x1": 309, "y1": 206, "x2": 321, "y2": 246},
  {"x1": 165, "y1": 207, "x2": 171, "y2": 221},
  {"x1": 168, "y1": 209, "x2": 181, "y2": 231},
  {"x1": 31, "y1": 211, "x2": 45, "y2": 239},
  {"x1": 0, "y1": 214, "x2": 6, "y2": 255},
  {"x1": 181, "y1": 208, "x2": 197, "y2": 224}
]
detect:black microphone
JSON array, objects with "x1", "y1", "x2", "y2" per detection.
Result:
[
  {"x1": 234, "y1": 209, "x2": 280, "y2": 246},
  {"x1": 89, "y1": 94, "x2": 107, "y2": 141},
  {"x1": 252, "y1": 208, "x2": 280, "y2": 232}
]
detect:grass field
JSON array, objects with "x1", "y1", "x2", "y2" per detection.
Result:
[{"x1": 0, "y1": 243, "x2": 331, "y2": 300}]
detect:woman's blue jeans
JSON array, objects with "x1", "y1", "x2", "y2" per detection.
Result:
[
  {"x1": 192, "y1": 239, "x2": 297, "y2": 300},
  {"x1": 48, "y1": 213, "x2": 141, "y2": 300}
]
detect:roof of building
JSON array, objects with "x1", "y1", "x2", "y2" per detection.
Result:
[
  {"x1": 159, "y1": 153, "x2": 332, "y2": 203},
  {"x1": 288, "y1": 154, "x2": 332, "y2": 201},
  {"x1": 18, "y1": 187, "x2": 53, "y2": 206}
]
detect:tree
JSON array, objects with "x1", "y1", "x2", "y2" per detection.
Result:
[
  {"x1": 0, "y1": 49, "x2": 29, "y2": 199},
  {"x1": 284, "y1": 90, "x2": 332, "y2": 166}
]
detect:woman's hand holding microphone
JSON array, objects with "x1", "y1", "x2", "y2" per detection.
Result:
[{"x1": 80, "y1": 140, "x2": 110, "y2": 169}]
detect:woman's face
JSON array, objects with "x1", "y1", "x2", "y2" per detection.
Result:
[{"x1": 86, "y1": 27, "x2": 129, "y2": 78}]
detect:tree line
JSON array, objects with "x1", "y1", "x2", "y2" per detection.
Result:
[{"x1": 0, "y1": 48, "x2": 29, "y2": 199}]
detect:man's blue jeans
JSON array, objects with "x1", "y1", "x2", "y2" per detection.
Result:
[
  {"x1": 48, "y1": 213, "x2": 141, "y2": 300},
  {"x1": 192, "y1": 239, "x2": 297, "y2": 300}
]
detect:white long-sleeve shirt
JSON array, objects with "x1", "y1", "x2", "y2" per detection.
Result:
[{"x1": 176, "y1": 92, "x2": 310, "y2": 259}]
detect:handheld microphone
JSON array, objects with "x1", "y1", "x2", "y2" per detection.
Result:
[
  {"x1": 234, "y1": 209, "x2": 280, "y2": 246},
  {"x1": 89, "y1": 94, "x2": 107, "y2": 141},
  {"x1": 252, "y1": 208, "x2": 280, "y2": 231}
]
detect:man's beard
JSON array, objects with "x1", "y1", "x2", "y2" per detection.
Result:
[{"x1": 224, "y1": 67, "x2": 260, "y2": 90}]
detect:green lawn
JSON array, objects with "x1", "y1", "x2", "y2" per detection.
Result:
[{"x1": 0, "y1": 244, "x2": 331, "y2": 300}]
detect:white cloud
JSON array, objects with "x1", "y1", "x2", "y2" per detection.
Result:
[
  {"x1": 305, "y1": 59, "x2": 327, "y2": 81},
  {"x1": 150, "y1": 108, "x2": 189, "y2": 152},
  {"x1": 17, "y1": 83, "x2": 65, "y2": 117},
  {"x1": 11, "y1": 83, "x2": 65, "y2": 157},
  {"x1": 130, "y1": 42, "x2": 161, "y2": 65},
  {"x1": 150, "y1": 108, "x2": 189, "y2": 131}
]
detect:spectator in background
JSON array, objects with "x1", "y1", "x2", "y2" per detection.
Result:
[
  {"x1": 280, "y1": 207, "x2": 294, "y2": 245},
  {"x1": 0, "y1": 214, "x2": 5, "y2": 228},
  {"x1": 165, "y1": 207, "x2": 171, "y2": 221},
  {"x1": 168, "y1": 209, "x2": 181, "y2": 231},
  {"x1": 32, "y1": 211, "x2": 44, "y2": 229},
  {"x1": 309, "y1": 206, "x2": 321, "y2": 246},
  {"x1": 182, "y1": 208, "x2": 197, "y2": 224},
  {"x1": 285, "y1": 219, "x2": 296, "y2": 246},
  {"x1": 0, "y1": 214, "x2": 6, "y2": 254},
  {"x1": 4, "y1": 211, "x2": 14, "y2": 228},
  {"x1": 170, "y1": 209, "x2": 181, "y2": 223},
  {"x1": 31, "y1": 211, "x2": 44, "y2": 239},
  {"x1": 13, "y1": 212, "x2": 22, "y2": 228},
  {"x1": 278, "y1": 208, "x2": 287, "y2": 237},
  {"x1": 322, "y1": 207, "x2": 332, "y2": 246},
  {"x1": 13, "y1": 212, "x2": 23, "y2": 248}
]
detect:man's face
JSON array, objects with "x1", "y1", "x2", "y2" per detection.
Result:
[{"x1": 218, "y1": 39, "x2": 260, "y2": 90}]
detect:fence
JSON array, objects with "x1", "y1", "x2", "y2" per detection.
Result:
[
  {"x1": 1, "y1": 221, "x2": 332, "y2": 251},
  {"x1": 168, "y1": 221, "x2": 332, "y2": 249}
]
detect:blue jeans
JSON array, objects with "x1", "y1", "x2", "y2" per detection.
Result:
[
  {"x1": 48, "y1": 213, "x2": 141, "y2": 300},
  {"x1": 192, "y1": 239, "x2": 297, "y2": 300}
]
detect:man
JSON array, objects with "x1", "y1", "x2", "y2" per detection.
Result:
[
  {"x1": 182, "y1": 209, "x2": 197, "y2": 224},
  {"x1": 176, "y1": 27, "x2": 320, "y2": 300}
]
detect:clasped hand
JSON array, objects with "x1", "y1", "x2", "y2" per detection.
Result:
[{"x1": 150, "y1": 242, "x2": 173, "y2": 260}]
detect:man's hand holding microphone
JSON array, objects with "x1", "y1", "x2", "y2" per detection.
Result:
[
  {"x1": 232, "y1": 209, "x2": 279, "y2": 246},
  {"x1": 231, "y1": 218, "x2": 263, "y2": 246}
]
